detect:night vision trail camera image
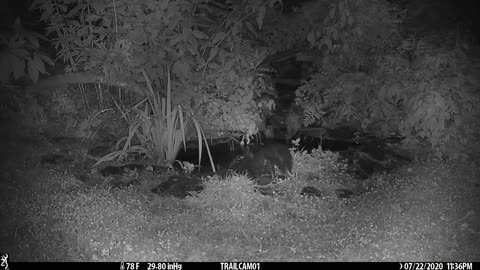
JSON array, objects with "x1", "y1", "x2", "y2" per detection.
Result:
[{"x1": 0, "y1": 0, "x2": 479, "y2": 262}]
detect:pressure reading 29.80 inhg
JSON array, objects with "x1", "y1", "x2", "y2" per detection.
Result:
[{"x1": 121, "y1": 262, "x2": 182, "y2": 270}]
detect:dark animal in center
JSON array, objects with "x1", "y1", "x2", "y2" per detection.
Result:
[{"x1": 229, "y1": 143, "x2": 293, "y2": 183}]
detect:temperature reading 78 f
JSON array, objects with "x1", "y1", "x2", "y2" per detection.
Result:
[{"x1": 126, "y1": 263, "x2": 140, "y2": 270}]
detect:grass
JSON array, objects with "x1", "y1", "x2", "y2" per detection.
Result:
[{"x1": 0, "y1": 135, "x2": 478, "y2": 261}]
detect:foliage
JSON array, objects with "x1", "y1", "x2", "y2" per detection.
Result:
[
  {"x1": 293, "y1": 0, "x2": 480, "y2": 160},
  {"x1": 397, "y1": 39, "x2": 480, "y2": 159},
  {"x1": 291, "y1": 139, "x2": 350, "y2": 187},
  {"x1": 0, "y1": 18, "x2": 54, "y2": 84},
  {"x1": 24, "y1": 0, "x2": 480, "y2": 161},
  {"x1": 186, "y1": 173, "x2": 328, "y2": 233},
  {"x1": 94, "y1": 70, "x2": 215, "y2": 170},
  {"x1": 295, "y1": 0, "x2": 404, "y2": 129},
  {"x1": 254, "y1": 0, "x2": 319, "y2": 51},
  {"x1": 298, "y1": 35, "x2": 480, "y2": 158},
  {"x1": 31, "y1": 0, "x2": 279, "y2": 138}
]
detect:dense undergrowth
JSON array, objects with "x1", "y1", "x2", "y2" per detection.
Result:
[{"x1": 0, "y1": 136, "x2": 478, "y2": 261}]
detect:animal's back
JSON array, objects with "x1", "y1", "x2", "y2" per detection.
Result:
[
  {"x1": 253, "y1": 143, "x2": 292, "y2": 176},
  {"x1": 227, "y1": 143, "x2": 293, "y2": 180}
]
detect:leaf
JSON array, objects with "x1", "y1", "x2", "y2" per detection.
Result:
[
  {"x1": 328, "y1": 5, "x2": 336, "y2": 20},
  {"x1": 38, "y1": 53, "x2": 55, "y2": 66},
  {"x1": 13, "y1": 18, "x2": 24, "y2": 33},
  {"x1": 67, "y1": 5, "x2": 84, "y2": 18},
  {"x1": 218, "y1": 49, "x2": 226, "y2": 65},
  {"x1": 208, "y1": 47, "x2": 218, "y2": 61},
  {"x1": 256, "y1": 6, "x2": 266, "y2": 30},
  {"x1": 200, "y1": 41, "x2": 213, "y2": 52},
  {"x1": 85, "y1": 14, "x2": 101, "y2": 22},
  {"x1": 25, "y1": 34, "x2": 40, "y2": 49},
  {"x1": 353, "y1": 26, "x2": 363, "y2": 36},
  {"x1": 169, "y1": 34, "x2": 183, "y2": 46},
  {"x1": 57, "y1": 4, "x2": 67, "y2": 13},
  {"x1": 245, "y1": 22, "x2": 257, "y2": 37},
  {"x1": 332, "y1": 28, "x2": 338, "y2": 41},
  {"x1": 340, "y1": 13, "x2": 346, "y2": 28},
  {"x1": 172, "y1": 60, "x2": 190, "y2": 78},
  {"x1": 11, "y1": 48, "x2": 29, "y2": 58},
  {"x1": 348, "y1": 14, "x2": 354, "y2": 26},
  {"x1": 339, "y1": 1, "x2": 346, "y2": 13},
  {"x1": 33, "y1": 52, "x2": 46, "y2": 74},
  {"x1": 28, "y1": 58, "x2": 39, "y2": 82},
  {"x1": 192, "y1": 30, "x2": 209, "y2": 40},
  {"x1": 212, "y1": 31, "x2": 226, "y2": 45}
]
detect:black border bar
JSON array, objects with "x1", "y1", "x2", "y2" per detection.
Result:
[{"x1": 7, "y1": 262, "x2": 477, "y2": 270}]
